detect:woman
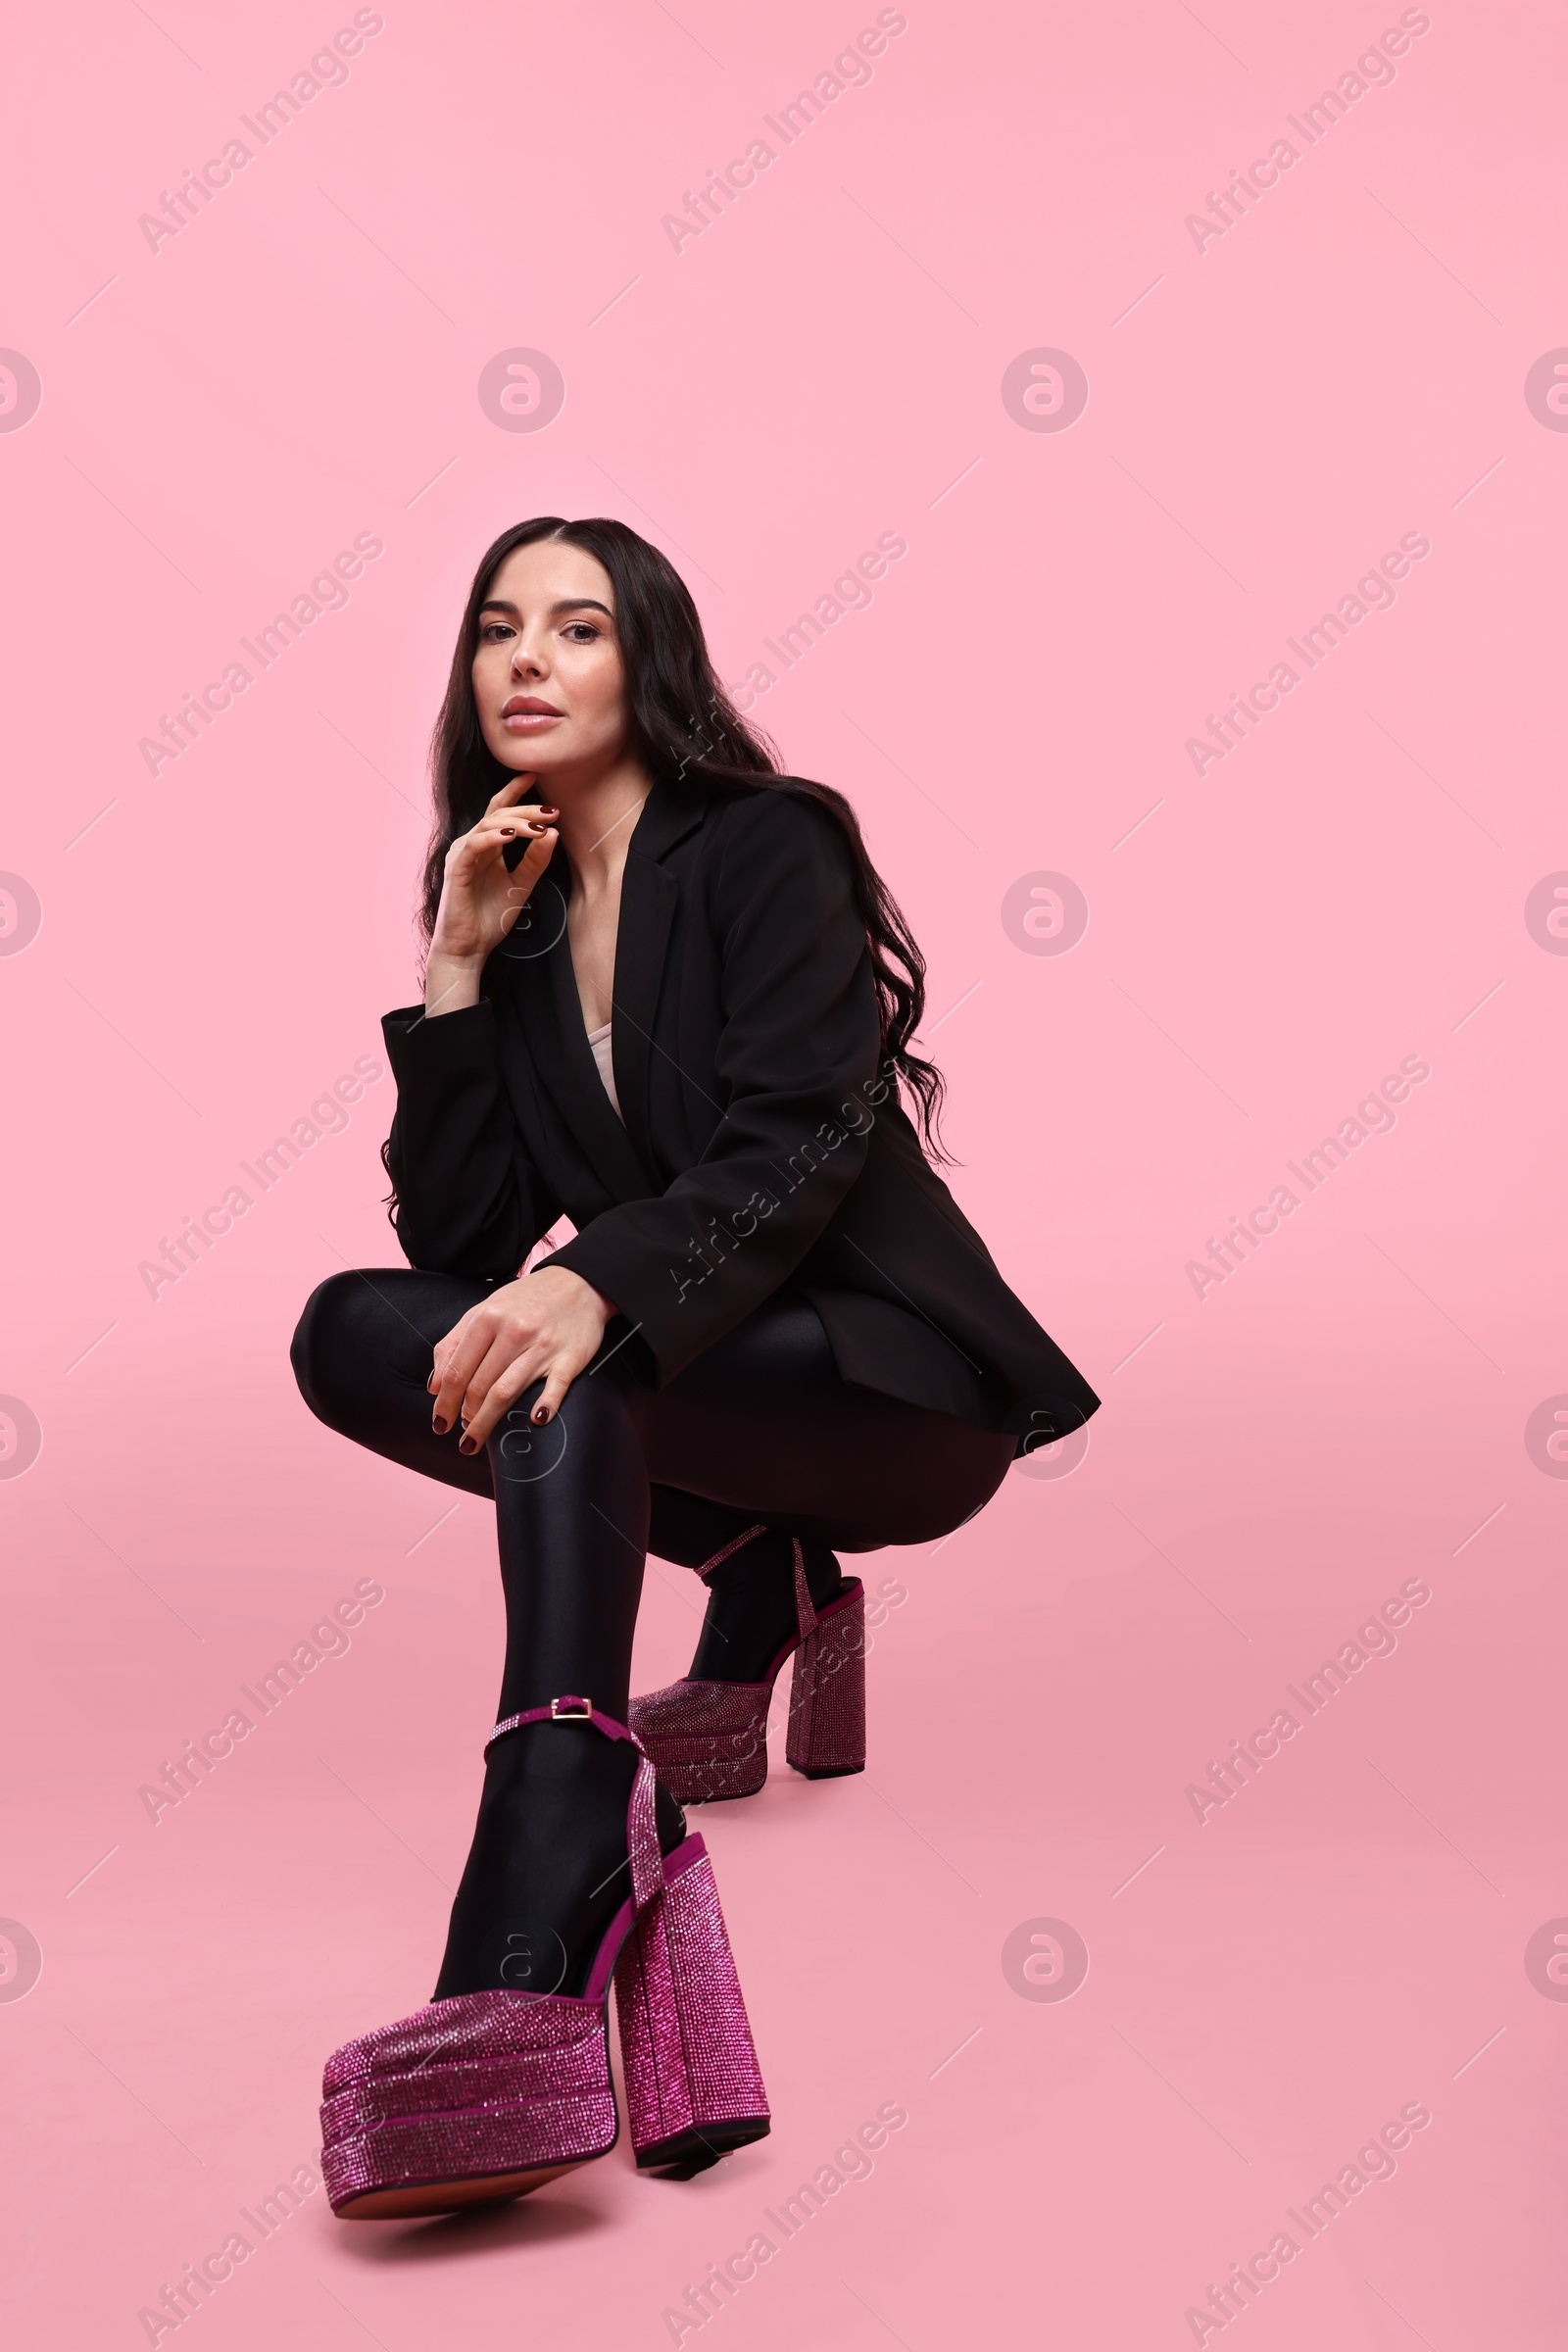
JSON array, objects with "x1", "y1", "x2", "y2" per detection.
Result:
[{"x1": 292, "y1": 516, "x2": 1099, "y2": 2220}]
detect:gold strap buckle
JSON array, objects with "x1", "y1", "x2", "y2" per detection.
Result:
[{"x1": 550, "y1": 1695, "x2": 592, "y2": 1719}]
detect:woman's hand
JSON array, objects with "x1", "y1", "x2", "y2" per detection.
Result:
[
  {"x1": 423, "y1": 774, "x2": 559, "y2": 1017},
  {"x1": 428, "y1": 1265, "x2": 618, "y2": 1448}
]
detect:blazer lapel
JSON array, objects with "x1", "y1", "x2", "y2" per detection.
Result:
[
  {"x1": 611, "y1": 773, "x2": 710, "y2": 1173},
  {"x1": 495, "y1": 868, "x2": 658, "y2": 1201},
  {"x1": 491, "y1": 774, "x2": 711, "y2": 1202}
]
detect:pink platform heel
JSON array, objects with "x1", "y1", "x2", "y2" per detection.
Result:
[
  {"x1": 630, "y1": 1530, "x2": 866, "y2": 1804},
  {"x1": 319, "y1": 1696, "x2": 769, "y2": 2218}
]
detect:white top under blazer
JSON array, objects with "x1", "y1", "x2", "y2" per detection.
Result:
[{"x1": 586, "y1": 1019, "x2": 622, "y2": 1120}]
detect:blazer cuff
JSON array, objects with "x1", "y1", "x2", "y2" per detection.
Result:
[
  {"x1": 382, "y1": 997, "x2": 500, "y2": 1079},
  {"x1": 541, "y1": 1231, "x2": 631, "y2": 1318}
]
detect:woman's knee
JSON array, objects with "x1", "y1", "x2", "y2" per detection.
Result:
[
  {"x1": 489, "y1": 1355, "x2": 636, "y2": 1487},
  {"x1": 552, "y1": 1358, "x2": 636, "y2": 1445},
  {"x1": 290, "y1": 1270, "x2": 373, "y2": 1424},
  {"x1": 291, "y1": 1266, "x2": 450, "y2": 1429}
]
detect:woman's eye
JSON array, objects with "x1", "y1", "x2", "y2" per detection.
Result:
[
  {"x1": 564, "y1": 623, "x2": 600, "y2": 644},
  {"x1": 480, "y1": 622, "x2": 514, "y2": 642}
]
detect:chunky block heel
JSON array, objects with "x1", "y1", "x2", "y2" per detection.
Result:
[
  {"x1": 318, "y1": 1696, "x2": 768, "y2": 2217},
  {"x1": 786, "y1": 1579, "x2": 866, "y2": 1779},
  {"x1": 630, "y1": 1532, "x2": 866, "y2": 1803},
  {"x1": 612, "y1": 1836, "x2": 770, "y2": 2171}
]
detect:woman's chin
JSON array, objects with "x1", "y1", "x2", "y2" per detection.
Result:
[{"x1": 493, "y1": 745, "x2": 561, "y2": 778}]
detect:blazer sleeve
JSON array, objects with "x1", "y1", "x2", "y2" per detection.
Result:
[
  {"x1": 381, "y1": 999, "x2": 560, "y2": 1280},
  {"x1": 542, "y1": 789, "x2": 882, "y2": 1382}
]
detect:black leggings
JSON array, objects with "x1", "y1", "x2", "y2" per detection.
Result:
[
  {"x1": 291, "y1": 1270, "x2": 1014, "y2": 1996},
  {"x1": 290, "y1": 1268, "x2": 1015, "y2": 1721}
]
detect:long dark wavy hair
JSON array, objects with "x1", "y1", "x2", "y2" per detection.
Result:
[{"x1": 418, "y1": 515, "x2": 951, "y2": 1159}]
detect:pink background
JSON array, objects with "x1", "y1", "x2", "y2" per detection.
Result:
[{"x1": 3, "y1": 2, "x2": 1565, "y2": 2344}]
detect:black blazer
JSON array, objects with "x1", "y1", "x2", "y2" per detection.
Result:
[{"x1": 381, "y1": 772, "x2": 1100, "y2": 1459}]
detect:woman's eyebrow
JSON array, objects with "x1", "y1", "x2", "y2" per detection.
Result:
[{"x1": 476, "y1": 597, "x2": 613, "y2": 618}]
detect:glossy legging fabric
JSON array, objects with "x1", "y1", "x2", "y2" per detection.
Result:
[
  {"x1": 293, "y1": 1269, "x2": 1017, "y2": 1996},
  {"x1": 290, "y1": 1267, "x2": 1017, "y2": 1726}
]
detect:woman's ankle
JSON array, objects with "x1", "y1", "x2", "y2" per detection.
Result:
[
  {"x1": 430, "y1": 1724, "x2": 683, "y2": 2001},
  {"x1": 688, "y1": 1534, "x2": 848, "y2": 1683}
]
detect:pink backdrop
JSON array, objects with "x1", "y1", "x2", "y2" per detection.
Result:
[{"x1": 4, "y1": 3, "x2": 1565, "y2": 2344}]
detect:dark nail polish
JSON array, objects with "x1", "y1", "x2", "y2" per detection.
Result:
[
  {"x1": 532, "y1": 1405, "x2": 550, "y2": 1424},
  {"x1": 432, "y1": 1415, "x2": 449, "y2": 1435},
  {"x1": 459, "y1": 1435, "x2": 478, "y2": 1455}
]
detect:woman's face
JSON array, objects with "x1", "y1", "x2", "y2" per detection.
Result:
[{"x1": 470, "y1": 538, "x2": 632, "y2": 778}]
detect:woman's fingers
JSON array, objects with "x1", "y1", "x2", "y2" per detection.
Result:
[
  {"x1": 429, "y1": 1308, "x2": 475, "y2": 1396},
  {"x1": 485, "y1": 771, "x2": 540, "y2": 813},
  {"x1": 433, "y1": 1305, "x2": 555, "y2": 1440},
  {"x1": 431, "y1": 817, "x2": 558, "y2": 969},
  {"x1": 473, "y1": 803, "x2": 558, "y2": 839},
  {"x1": 429, "y1": 1273, "x2": 612, "y2": 1449},
  {"x1": 458, "y1": 1347, "x2": 550, "y2": 1449},
  {"x1": 500, "y1": 830, "x2": 558, "y2": 904},
  {"x1": 430, "y1": 1367, "x2": 466, "y2": 1433},
  {"x1": 498, "y1": 845, "x2": 550, "y2": 906},
  {"x1": 449, "y1": 813, "x2": 555, "y2": 872},
  {"x1": 525, "y1": 1358, "x2": 578, "y2": 1428},
  {"x1": 457, "y1": 1327, "x2": 541, "y2": 1430},
  {"x1": 430, "y1": 1309, "x2": 501, "y2": 1433},
  {"x1": 433, "y1": 1298, "x2": 487, "y2": 1363},
  {"x1": 522, "y1": 1326, "x2": 603, "y2": 1431},
  {"x1": 458, "y1": 1341, "x2": 589, "y2": 1451},
  {"x1": 452, "y1": 795, "x2": 557, "y2": 849}
]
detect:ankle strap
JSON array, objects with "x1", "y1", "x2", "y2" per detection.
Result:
[
  {"x1": 484, "y1": 1696, "x2": 662, "y2": 1910},
  {"x1": 699, "y1": 1524, "x2": 818, "y2": 1644},
  {"x1": 697, "y1": 1523, "x2": 769, "y2": 1581},
  {"x1": 484, "y1": 1695, "x2": 638, "y2": 1752}
]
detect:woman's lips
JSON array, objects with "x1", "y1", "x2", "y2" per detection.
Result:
[{"x1": 502, "y1": 710, "x2": 564, "y2": 731}]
